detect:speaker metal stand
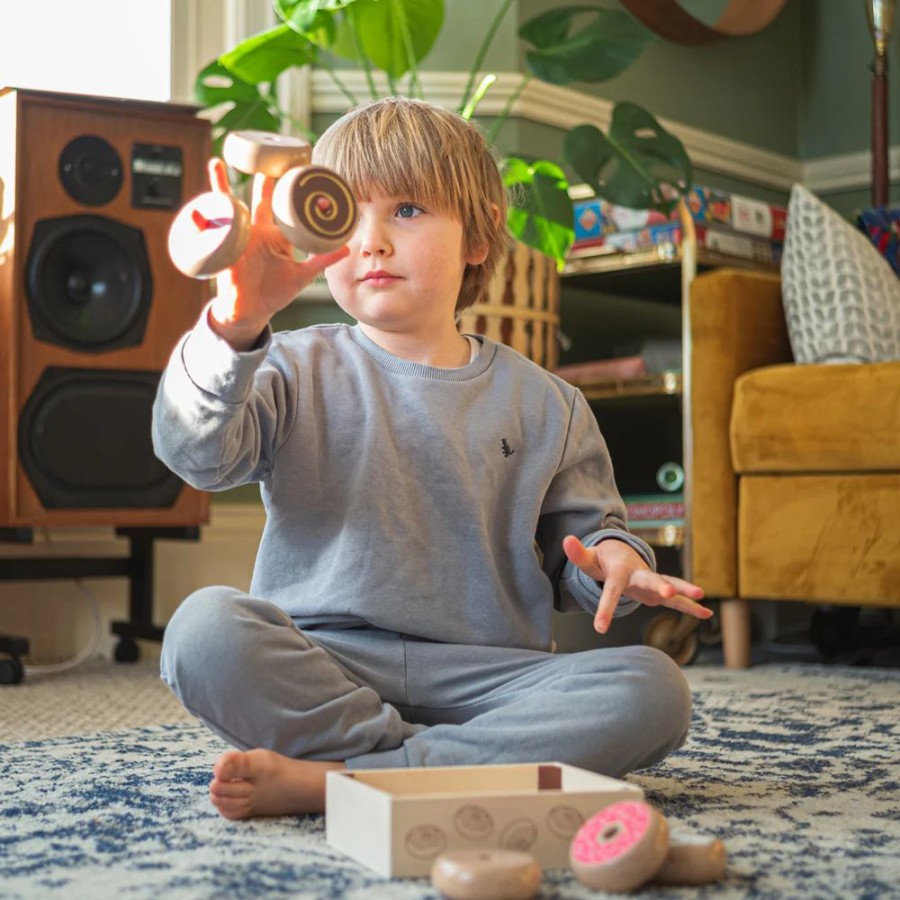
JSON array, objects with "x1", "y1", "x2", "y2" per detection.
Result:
[{"x1": 0, "y1": 526, "x2": 199, "y2": 682}]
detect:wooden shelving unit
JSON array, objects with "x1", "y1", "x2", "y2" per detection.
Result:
[{"x1": 559, "y1": 202, "x2": 778, "y2": 570}]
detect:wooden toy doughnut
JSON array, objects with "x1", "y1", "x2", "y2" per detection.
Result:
[
  {"x1": 431, "y1": 849, "x2": 541, "y2": 900},
  {"x1": 222, "y1": 130, "x2": 312, "y2": 177},
  {"x1": 167, "y1": 191, "x2": 250, "y2": 279},
  {"x1": 569, "y1": 800, "x2": 669, "y2": 893},
  {"x1": 272, "y1": 164, "x2": 358, "y2": 255},
  {"x1": 168, "y1": 130, "x2": 356, "y2": 278},
  {"x1": 655, "y1": 829, "x2": 727, "y2": 885}
]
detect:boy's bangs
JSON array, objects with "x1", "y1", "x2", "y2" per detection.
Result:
[{"x1": 318, "y1": 107, "x2": 459, "y2": 214}]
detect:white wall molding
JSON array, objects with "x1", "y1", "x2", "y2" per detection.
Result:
[
  {"x1": 312, "y1": 69, "x2": 900, "y2": 196},
  {"x1": 310, "y1": 70, "x2": 803, "y2": 191},
  {"x1": 802, "y1": 146, "x2": 900, "y2": 194}
]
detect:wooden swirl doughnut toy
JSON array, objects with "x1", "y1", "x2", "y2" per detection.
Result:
[
  {"x1": 431, "y1": 849, "x2": 542, "y2": 900},
  {"x1": 168, "y1": 130, "x2": 357, "y2": 279},
  {"x1": 655, "y1": 829, "x2": 727, "y2": 885},
  {"x1": 569, "y1": 800, "x2": 669, "y2": 892}
]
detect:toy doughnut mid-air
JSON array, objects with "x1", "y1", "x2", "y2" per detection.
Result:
[{"x1": 168, "y1": 130, "x2": 358, "y2": 278}]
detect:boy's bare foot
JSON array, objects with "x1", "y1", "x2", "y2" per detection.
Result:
[{"x1": 209, "y1": 748, "x2": 346, "y2": 820}]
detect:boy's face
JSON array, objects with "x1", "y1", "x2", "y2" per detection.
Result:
[{"x1": 324, "y1": 191, "x2": 486, "y2": 337}]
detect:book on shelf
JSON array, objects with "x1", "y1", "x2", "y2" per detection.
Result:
[
  {"x1": 555, "y1": 355, "x2": 647, "y2": 384},
  {"x1": 624, "y1": 493, "x2": 684, "y2": 527},
  {"x1": 569, "y1": 221, "x2": 783, "y2": 267},
  {"x1": 574, "y1": 184, "x2": 787, "y2": 244},
  {"x1": 857, "y1": 205, "x2": 900, "y2": 277}
]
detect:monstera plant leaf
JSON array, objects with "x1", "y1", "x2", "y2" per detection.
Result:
[
  {"x1": 564, "y1": 102, "x2": 692, "y2": 212},
  {"x1": 519, "y1": 6, "x2": 655, "y2": 85},
  {"x1": 218, "y1": 24, "x2": 318, "y2": 84},
  {"x1": 194, "y1": 60, "x2": 281, "y2": 152},
  {"x1": 503, "y1": 157, "x2": 575, "y2": 269},
  {"x1": 328, "y1": 0, "x2": 444, "y2": 79},
  {"x1": 274, "y1": 0, "x2": 350, "y2": 35}
]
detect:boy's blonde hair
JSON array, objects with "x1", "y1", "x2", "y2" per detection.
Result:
[{"x1": 312, "y1": 97, "x2": 508, "y2": 313}]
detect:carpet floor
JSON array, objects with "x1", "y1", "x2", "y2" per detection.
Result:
[{"x1": 2, "y1": 658, "x2": 899, "y2": 899}]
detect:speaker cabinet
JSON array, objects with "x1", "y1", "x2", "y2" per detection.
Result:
[{"x1": 0, "y1": 88, "x2": 211, "y2": 528}]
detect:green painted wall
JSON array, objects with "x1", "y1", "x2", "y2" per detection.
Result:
[
  {"x1": 422, "y1": 0, "x2": 519, "y2": 71},
  {"x1": 518, "y1": 0, "x2": 802, "y2": 157},
  {"x1": 799, "y1": 0, "x2": 900, "y2": 159}
]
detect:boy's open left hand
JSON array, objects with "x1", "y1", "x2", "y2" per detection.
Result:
[
  {"x1": 562, "y1": 534, "x2": 710, "y2": 634},
  {"x1": 208, "y1": 159, "x2": 349, "y2": 350}
]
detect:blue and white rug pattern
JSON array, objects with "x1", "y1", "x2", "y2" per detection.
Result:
[{"x1": 3, "y1": 665, "x2": 899, "y2": 899}]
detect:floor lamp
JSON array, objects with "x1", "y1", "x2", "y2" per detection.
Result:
[{"x1": 867, "y1": 0, "x2": 897, "y2": 205}]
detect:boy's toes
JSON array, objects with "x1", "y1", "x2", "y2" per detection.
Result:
[
  {"x1": 213, "y1": 749, "x2": 249, "y2": 782},
  {"x1": 210, "y1": 791, "x2": 251, "y2": 820},
  {"x1": 210, "y1": 773, "x2": 251, "y2": 799}
]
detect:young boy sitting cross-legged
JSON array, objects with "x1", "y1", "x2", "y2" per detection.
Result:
[{"x1": 153, "y1": 97, "x2": 710, "y2": 820}]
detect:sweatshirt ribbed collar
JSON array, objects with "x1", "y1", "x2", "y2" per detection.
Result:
[{"x1": 349, "y1": 326, "x2": 496, "y2": 381}]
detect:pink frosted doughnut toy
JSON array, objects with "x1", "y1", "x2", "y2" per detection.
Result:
[{"x1": 569, "y1": 800, "x2": 669, "y2": 892}]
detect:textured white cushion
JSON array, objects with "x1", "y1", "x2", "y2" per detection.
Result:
[{"x1": 781, "y1": 183, "x2": 900, "y2": 363}]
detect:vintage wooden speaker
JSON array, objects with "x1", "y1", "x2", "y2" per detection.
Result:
[{"x1": 0, "y1": 88, "x2": 211, "y2": 528}]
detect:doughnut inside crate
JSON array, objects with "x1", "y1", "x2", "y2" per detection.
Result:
[
  {"x1": 325, "y1": 762, "x2": 642, "y2": 877},
  {"x1": 458, "y1": 242, "x2": 560, "y2": 370}
]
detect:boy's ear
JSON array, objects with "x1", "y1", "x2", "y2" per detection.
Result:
[{"x1": 465, "y1": 203, "x2": 502, "y2": 266}]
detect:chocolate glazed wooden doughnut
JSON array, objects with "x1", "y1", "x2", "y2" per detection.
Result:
[
  {"x1": 272, "y1": 164, "x2": 358, "y2": 255},
  {"x1": 167, "y1": 130, "x2": 357, "y2": 279}
]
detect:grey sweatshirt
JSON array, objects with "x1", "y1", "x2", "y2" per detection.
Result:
[{"x1": 152, "y1": 313, "x2": 654, "y2": 651}]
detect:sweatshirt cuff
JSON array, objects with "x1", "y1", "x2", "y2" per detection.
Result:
[
  {"x1": 559, "y1": 529, "x2": 657, "y2": 619},
  {"x1": 181, "y1": 302, "x2": 272, "y2": 404}
]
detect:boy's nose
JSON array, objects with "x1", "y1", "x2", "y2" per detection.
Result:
[{"x1": 357, "y1": 219, "x2": 392, "y2": 257}]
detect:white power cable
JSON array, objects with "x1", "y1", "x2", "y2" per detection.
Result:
[{"x1": 22, "y1": 528, "x2": 105, "y2": 676}]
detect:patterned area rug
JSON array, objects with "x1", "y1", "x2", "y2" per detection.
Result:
[{"x1": 3, "y1": 663, "x2": 899, "y2": 899}]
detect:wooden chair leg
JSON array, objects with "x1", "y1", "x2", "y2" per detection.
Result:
[{"x1": 720, "y1": 598, "x2": 752, "y2": 668}]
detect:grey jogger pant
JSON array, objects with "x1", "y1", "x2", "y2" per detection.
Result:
[{"x1": 160, "y1": 586, "x2": 693, "y2": 777}]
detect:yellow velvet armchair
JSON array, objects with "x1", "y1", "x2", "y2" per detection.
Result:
[{"x1": 687, "y1": 268, "x2": 900, "y2": 668}]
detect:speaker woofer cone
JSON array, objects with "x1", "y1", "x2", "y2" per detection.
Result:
[
  {"x1": 18, "y1": 367, "x2": 184, "y2": 509},
  {"x1": 25, "y1": 215, "x2": 153, "y2": 352}
]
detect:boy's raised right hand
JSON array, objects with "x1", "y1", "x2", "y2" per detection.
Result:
[{"x1": 206, "y1": 158, "x2": 349, "y2": 351}]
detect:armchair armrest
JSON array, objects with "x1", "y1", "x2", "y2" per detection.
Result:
[{"x1": 687, "y1": 268, "x2": 792, "y2": 596}]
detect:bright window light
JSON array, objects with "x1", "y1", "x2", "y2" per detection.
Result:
[{"x1": 1, "y1": 1, "x2": 172, "y2": 101}]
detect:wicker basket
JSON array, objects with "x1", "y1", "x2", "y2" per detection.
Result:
[{"x1": 459, "y1": 242, "x2": 560, "y2": 369}]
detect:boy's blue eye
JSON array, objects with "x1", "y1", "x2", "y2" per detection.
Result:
[{"x1": 396, "y1": 203, "x2": 422, "y2": 218}]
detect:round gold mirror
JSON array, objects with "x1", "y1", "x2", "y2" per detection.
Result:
[{"x1": 620, "y1": 0, "x2": 788, "y2": 45}]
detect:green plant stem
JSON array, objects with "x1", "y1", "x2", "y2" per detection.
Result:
[
  {"x1": 318, "y1": 58, "x2": 360, "y2": 107},
  {"x1": 279, "y1": 109, "x2": 319, "y2": 143},
  {"x1": 486, "y1": 73, "x2": 531, "y2": 144},
  {"x1": 461, "y1": 74, "x2": 496, "y2": 119},
  {"x1": 459, "y1": 0, "x2": 515, "y2": 114},
  {"x1": 346, "y1": 6, "x2": 379, "y2": 99},
  {"x1": 396, "y1": 2, "x2": 421, "y2": 98}
]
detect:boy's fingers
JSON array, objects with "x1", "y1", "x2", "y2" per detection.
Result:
[
  {"x1": 250, "y1": 173, "x2": 275, "y2": 224},
  {"x1": 299, "y1": 245, "x2": 350, "y2": 280},
  {"x1": 594, "y1": 573, "x2": 627, "y2": 634},
  {"x1": 562, "y1": 535, "x2": 601, "y2": 579},
  {"x1": 208, "y1": 158, "x2": 231, "y2": 194},
  {"x1": 662, "y1": 594, "x2": 714, "y2": 620},
  {"x1": 660, "y1": 574, "x2": 705, "y2": 600}
]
